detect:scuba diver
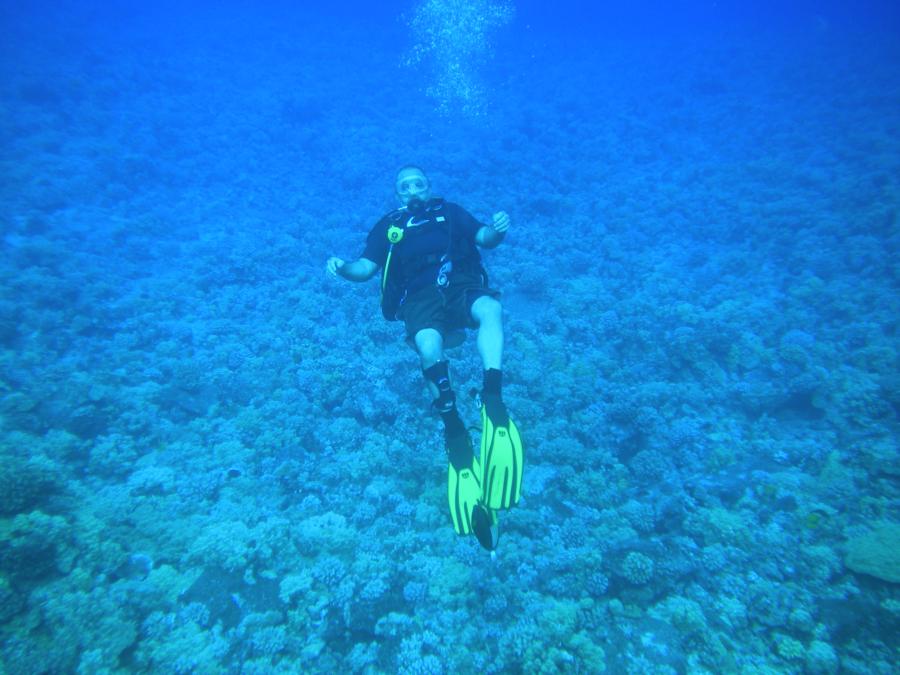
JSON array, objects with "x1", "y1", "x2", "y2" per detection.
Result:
[{"x1": 326, "y1": 165, "x2": 523, "y2": 551}]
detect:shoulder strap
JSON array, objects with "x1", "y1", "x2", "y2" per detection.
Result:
[{"x1": 380, "y1": 208, "x2": 409, "y2": 299}]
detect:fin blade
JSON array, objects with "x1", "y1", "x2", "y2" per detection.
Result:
[
  {"x1": 448, "y1": 458, "x2": 482, "y2": 535},
  {"x1": 480, "y1": 404, "x2": 524, "y2": 510}
]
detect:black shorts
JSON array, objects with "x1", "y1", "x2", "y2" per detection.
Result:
[{"x1": 399, "y1": 269, "x2": 500, "y2": 343}]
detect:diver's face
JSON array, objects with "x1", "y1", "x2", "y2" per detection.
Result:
[{"x1": 396, "y1": 169, "x2": 431, "y2": 206}]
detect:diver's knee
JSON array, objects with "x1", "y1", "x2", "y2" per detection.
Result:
[
  {"x1": 414, "y1": 328, "x2": 443, "y2": 364},
  {"x1": 472, "y1": 295, "x2": 502, "y2": 323}
]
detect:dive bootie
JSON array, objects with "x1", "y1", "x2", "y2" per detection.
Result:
[
  {"x1": 471, "y1": 503, "x2": 500, "y2": 551},
  {"x1": 478, "y1": 393, "x2": 524, "y2": 511},
  {"x1": 446, "y1": 432, "x2": 483, "y2": 536}
]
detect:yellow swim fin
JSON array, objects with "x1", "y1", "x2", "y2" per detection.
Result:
[
  {"x1": 479, "y1": 394, "x2": 524, "y2": 511},
  {"x1": 446, "y1": 432, "x2": 483, "y2": 536}
]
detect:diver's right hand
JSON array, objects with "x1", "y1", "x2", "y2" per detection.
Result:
[{"x1": 326, "y1": 257, "x2": 345, "y2": 278}]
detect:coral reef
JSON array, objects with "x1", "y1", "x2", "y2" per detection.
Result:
[{"x1": 0, "y1": 4, "x2": 897, "y2": 673}]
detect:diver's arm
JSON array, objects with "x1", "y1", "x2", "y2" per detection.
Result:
[
  {"x1": 327, "y1": 257, "x2": 378, "y2": 281},
  {"x1": 475, "y1": 211, "x2": 510, "y2": 249}
]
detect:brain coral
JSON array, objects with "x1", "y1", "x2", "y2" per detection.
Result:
[{"x1": 844, "y1": 522, "x2": 900, "y2": 583}]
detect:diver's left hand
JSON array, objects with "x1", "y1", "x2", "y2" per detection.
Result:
[{"x1": 492, "y1": 211, "x2": 511, "y2": 233}]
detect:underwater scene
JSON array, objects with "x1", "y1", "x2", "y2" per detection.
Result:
[{"x1": 1, "y1": 0, "x2": 899, "y2": 672}]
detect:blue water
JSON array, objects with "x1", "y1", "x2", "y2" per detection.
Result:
[{"x1": 1, "y1": 1, "x2": 899, "y2": 672}]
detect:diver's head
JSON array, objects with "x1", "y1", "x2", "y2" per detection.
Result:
[{"x1": 395, "y1": 165, "x2": 431, "y2": 208}]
